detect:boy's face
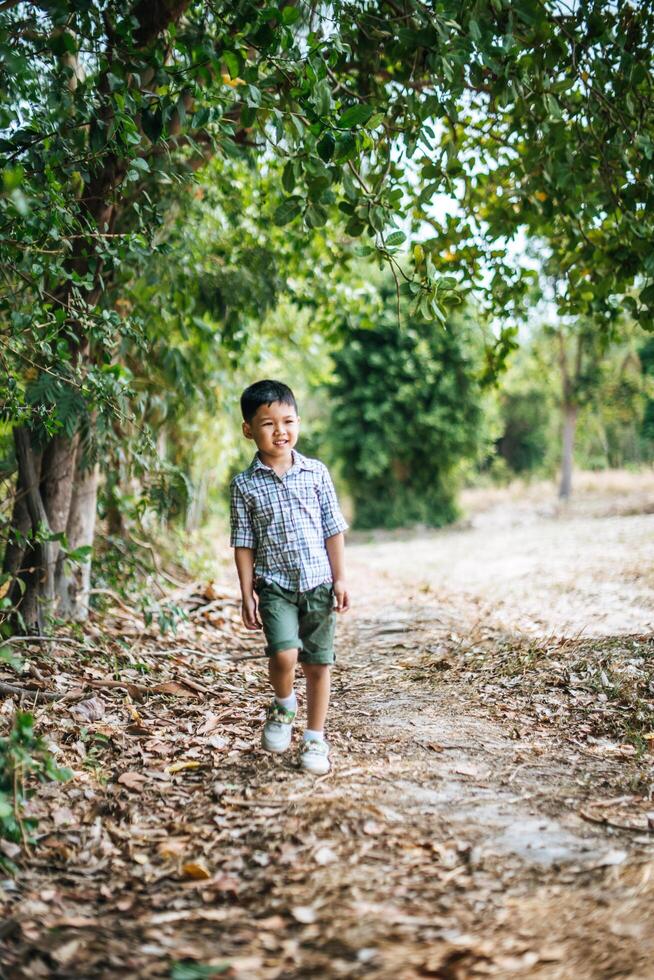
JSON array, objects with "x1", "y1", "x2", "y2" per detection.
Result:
[{"x1": 243, "y1": 400, "x2": 300, "y2": 459}]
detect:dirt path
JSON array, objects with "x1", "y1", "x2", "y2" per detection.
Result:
[
  {"x1": 322, "y1": 550, "x2": 654, "y2": 979},
  {"x1": 348, "y1": 480, "x2": 654, "y2": 639},
  {"x1": 2, "y1": 477, "x2": 654, "y2": 978}
]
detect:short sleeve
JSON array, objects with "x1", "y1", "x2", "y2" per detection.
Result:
[
  {"x1": 318, "y1": 465, "x2": 349, "y2": 539},
  {"x1": 230, "y1": 480, "x2": 256, "y2": 548}
]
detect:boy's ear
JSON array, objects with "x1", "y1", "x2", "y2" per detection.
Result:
[{"x1": 242, "y1": 421, "x2": 253, "y2": 440}]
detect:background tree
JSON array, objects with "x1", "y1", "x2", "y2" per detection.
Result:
[
  {"x1": 328, "y1": 281, "x2": 483, "y2": 530},
  {"x1": 491, "y1": 318, "x2": 654, "y2": 486}
]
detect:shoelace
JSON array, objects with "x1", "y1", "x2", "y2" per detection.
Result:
[
  {"x1": 268, "y1": 704, "x2": 295, "y2": 724},
  {"x1": 301, "y1": 740, "x2": 328, "y2": 754}
]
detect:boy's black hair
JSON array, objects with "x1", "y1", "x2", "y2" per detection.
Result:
[{"x1": 240, "y1": 379, "x2": 298, "y2": 423}]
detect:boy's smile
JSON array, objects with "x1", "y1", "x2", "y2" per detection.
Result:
[{"x1": 243, "y1": 400, "x2": 300, "y2": 469}]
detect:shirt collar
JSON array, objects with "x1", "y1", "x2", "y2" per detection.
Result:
[{"x1": 248, "y1": 448, "x2": 316, "y2": 476}]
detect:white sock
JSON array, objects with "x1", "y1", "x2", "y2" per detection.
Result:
[
  {"x1": 303, "y1": 729, "x2": 324, "y2": 743},
  {"x1": 275, "y1": 691, "x2": 297, "y2": 712}
]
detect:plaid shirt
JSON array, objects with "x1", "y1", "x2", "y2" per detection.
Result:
[{"x1": 230, "y1": 449, "x2": 348, "y2": 592}]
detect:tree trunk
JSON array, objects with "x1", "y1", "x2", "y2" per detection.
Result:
[
  {"x1": 55, "y1": 450, "x2": 99, "y2": 622},
  {"x1": 40, "y1": 434, "x2": 79, "y2": 540},
  {"x1": 2, "y1": 469, "x2": 32, "y2": 609},
  {"x1": 12, "y1": 428, "x2": 58, "y2": 632},
  {"x1": 558, "y1": 403, "x2": 578, "y2": 500},
  {"x1": 186, "y1": 470, "x2": 207, "y2": 532},
  {"x1": 9, "y1": 429, "x2": 100, "y2": 629},
  {"x1": 9, "y1": 428, "x2": 83, "y2": 631}
]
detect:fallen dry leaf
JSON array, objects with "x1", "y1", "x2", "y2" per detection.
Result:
[
  {"x1": 117, "y1": 771, "x2": 147, "y2": 790},
  {"x1": 153, "y1": 680, "x2": 198, "y2": 697},
  {"x1": 69, "y1": 697, "x2": 105, "y2": 722},
  {"x1": 313, "y1": 844, "x2": 337, "y2": 866},
  {"x1": 206, "y1": 734, "x2": 228, "y2": 750},
  {"x1": 197, "y1": 712, "x2": 222, "y2": 735},
  {"x1": 182, "y1": 861, "x2": 211, "y2": 880},
  {"x1": 158, "y1": 838, "x2": 188, "y2": 859},
  {"x1": 291, "y1": 906, "x2": 317, "y2": 924},
  {"x1": 51, "y1": 939, "x2": 82, "y2": 966},
  {"x1": 167, "y1": 760, "x2": 202, "y2": 774}
]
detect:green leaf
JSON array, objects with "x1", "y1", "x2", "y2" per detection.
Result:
[
  {"x1": 273, "y1": 196, "x2": 303, "y2": 226},
  {"x1": 344, "y1": 216, "x2": 366, "y2": 237},
  {"x1": 307, "y1": 175, "x2": 330, "y2": 200},
  {"x1": 141, "y1": 108, "x2": 163, "y2": 143},
  {"x1": 50, "y1": 30, "x2": 78, "y2": 56},
  {"x1": 337, "y1": 105, "x2": 374, "y2": 129},
  {"x1": 170, "y1": 962, "x2": 231, "y2": 980},
  {"x1": 223, "y1": 51, "x2": 240, "y2": 79},
  {"x1": 107, "y1": 72, "x2": 123, "y2": 92},
  {"x1": 312, "y1": 79, "x2": 332, "y2": 117},
  {"x1": 65, "y1": 545, "x2": 93, "y2": 563},
  {"x1": 369, "y1": 206, "x2": 385, "y2": 232},
  {"x1": 544, "y1": 93, "x2": 562, "y2": 120},
  {"x1": 333, "y1": 132, "x2": 357, "y2": 162},
  {"x1": 282, "y1": 5, "x2": 301, "y2": 25},
  {"x1": 385, "y1": 231, "x2": 406, "y2": 247},
  {"x1": 241, "y1": 105, "x2": 257, "y2": 128},
  {"x1": 316, "y1": 132, "x2": 335, "y2": 163},
  {"x1": 305, "y1": 203, "x2": 327, "y2": 227},
  {"x1": 281, "y1": 161, "x2": 295, "y2": 193}
]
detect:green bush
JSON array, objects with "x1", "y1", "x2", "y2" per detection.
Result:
[
  {"x1": 496, "y1": 389, "x2": 550, "y2": 474},
  {"x1": 0, "y1": 709, "x2": 72, "y2": 854},
  {"x1": 329, "y1": 289, "x2": 482, "y2": 529}
]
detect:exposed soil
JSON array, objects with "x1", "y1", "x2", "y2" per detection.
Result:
[{"x1": 1, "y1": 472, "x2": 654, "y2": 979}]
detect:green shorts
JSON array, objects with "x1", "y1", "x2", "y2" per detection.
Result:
[{"x1": 255, "y1": 577, "x2": 336, "y2": 665}]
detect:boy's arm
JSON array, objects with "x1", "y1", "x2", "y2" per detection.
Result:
[
  {"x1": 319, "y1": 464, "x2": 350, "y2": 612},
  {"x1": 325, "y1": 532, "x2": 350, "y2": 613},
  {"x1": 234, "y1": 547, "x2": 262, "y2": 630},
  {"x1": 229, "y1": 480, "x2": 261, "y2": 630}
]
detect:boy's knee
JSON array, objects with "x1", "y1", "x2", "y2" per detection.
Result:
[
  {"x1": 302, "y1": 662, "x2": 330, "y2": 681},
  {"x1": 270, "y1": 648, "x2": 299, "y2": 671}
]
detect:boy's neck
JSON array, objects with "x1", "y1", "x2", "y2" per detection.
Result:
[{"x1": 257, "y1": 447, "x2": 295, "y2": 476}]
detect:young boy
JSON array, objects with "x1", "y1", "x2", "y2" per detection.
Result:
[{"x1": 229, "y1": 379, "x2": 349, "y2": 775}]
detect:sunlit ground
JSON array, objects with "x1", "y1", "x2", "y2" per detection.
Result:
[{"x1": 341, "y1": 468, "x2": 654, "y2": 638}]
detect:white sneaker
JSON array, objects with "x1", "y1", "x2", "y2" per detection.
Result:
[
  {"x1": 299, "y1": 738, "x2": 330, "y2": 775},
  {"x1": 261, "y1": 702, "x2": 296, "y2": 753}
]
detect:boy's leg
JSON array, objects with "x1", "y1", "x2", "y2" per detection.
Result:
[
  {"x1": 302, "y1": 663, "x2": 331, "y2": 732},
  {"x1": 257, "y1": 580, "x2": 302, "y2": 753},
  {"x1": 297, "y1": 584, "x2": 336, "y2": 774},
  {"x1": 268, "y1": 647, "x2": 299, "y2": 702}
]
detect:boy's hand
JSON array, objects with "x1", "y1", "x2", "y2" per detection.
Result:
[
  {"x1": 241, "y1": 593, "x2": 262, "y2": 630},
  {"x1": 332, "y1": 579, "x2": 350, "y2": 613}
]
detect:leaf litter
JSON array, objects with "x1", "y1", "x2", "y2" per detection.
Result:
[{"x1": 0, "y1": 544, "x2": 653, "y2": 978}]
